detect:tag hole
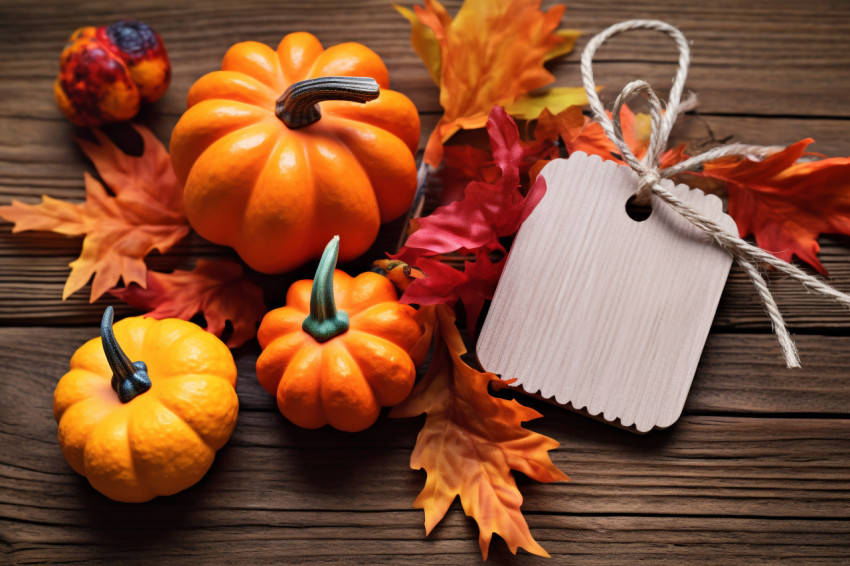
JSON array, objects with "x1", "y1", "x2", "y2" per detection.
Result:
[{"x1": 625, "y1": 194, "x2": 652, "y2": 222}]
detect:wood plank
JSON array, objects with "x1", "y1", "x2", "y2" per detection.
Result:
[
  {"x1": 1, "y1": 513, "x2": 848, "y2": 565},
  {"x1": 2, "y1": 236, "x2": 848, "y2": 329},
  {"x1": 2, "y1": 408, "x2": 849, "y2": 562},
  {"x1": 4, "y1": 327, "x2": 849, "y2": 418},
  {"x1": 1, "y1": 0, "x2": 849, "y2": 119},
  {"x1": 3, "y1": 512, "x2": 849, "y2": 565},
  {"x1": 7, "y1": 412, "x2": 846, "y2": 519}
]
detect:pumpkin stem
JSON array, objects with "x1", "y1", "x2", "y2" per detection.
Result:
[
  {"x1": 302, "y1": 236, "x2": 350, "y2": 342},
  {"x1": 101, "y1": 306, "x2": 151, "y2": 403},
  {"x1": 275, "y1": 76, "x2": 380, "y2": 129}
]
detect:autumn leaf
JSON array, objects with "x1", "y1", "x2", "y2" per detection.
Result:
[
  {"x1": 398, "y1": 0, "x2": 583, "y2": 165},
  {"x1": 396, "y1": 106, "x2": 547, "y2": 259},
  {"x1": 0, "y1": 125, "x2": 189, "y2": 301},
  {"x1": 506, "y1": 87, "x2": 591, "y2": 120},
  {"x1": 110, "y1": 259, "x2": 265, "y2": 348},
  {"x1": 532, "y1": 104, "x2": 688, "y2": 175},
  {"x1": 402, "y1": 247, "x2": 505, "y2": 335},
  {"x1": 699, "y1": 139, "x2": 850, "y2": 275},
  {"x1": 391, "y1": 304, "x2": 568, "y2": 559}
]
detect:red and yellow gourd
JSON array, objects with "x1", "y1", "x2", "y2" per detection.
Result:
[
  {"x1": 53, "y1": 307, "x2": 238, "y2": 502},
  {"x1": 169, "y1": 32, "x2": 420, "y2": 274},
  {"x1": 256, "y1": 237, "x2": 423, "y2": 432},
  {"x1": 55, "y1": 20, "x2": 171, "y2": 126}
]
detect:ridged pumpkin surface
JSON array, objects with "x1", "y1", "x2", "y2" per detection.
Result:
[
  {"x1": 170, "y1": 32, "x2": 420, "y2": 273},
  {"x1": 256, "y1": 269, "x2": 423, "y2": 432},
  {"x1": 53, "y1": 316, "x2": 238, "y2": 502}
]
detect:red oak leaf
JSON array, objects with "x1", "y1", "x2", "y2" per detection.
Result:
[
  {"x1": 110, "y1": 259, "x2": 266, "y2": 347},
  {"x1": 700, "y1": 139, "x2": 850, "y2": 274}
]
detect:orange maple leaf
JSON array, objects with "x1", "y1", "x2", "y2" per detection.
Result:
[
  {"x1": 0, "y1": 125, "x2": 189, "y2": 301},
  {"x1": 402, "y1": 0, "x2": 583, "y2": 166},
  {"x1": 533, "y1": 104, "x2": 687, "y2": 174},
  {"x1": 109, "y1": 259, "x2": 266, "y2": 348},
  {"x1": 700, "y1": 139, "x2": 850, "y2": 275},
  {"x1": 391, "y1": 304, "x2": 568, "y2": 559}
]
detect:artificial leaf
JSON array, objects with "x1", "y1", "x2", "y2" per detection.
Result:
[
  {"x1": 507, "y1": 87, "x2": 591, "y2": 120},
  {"x1": 110, "y1": 259, "x2": 265, "y2": 348},
  {"x1": 439, "y1": 144, "x2": 500, "y2": 205},
  {"x1": 396, "y1": 106, "x2": 548, "y2": 259},
  {"x1": 544, "y1": 29, "x2": 581, "y2": 61},
  {"x1": 534, "y1": 104, "x2": 687, "y2": 170},
  {"x1": 0, "y1": 125, "x2": 189, "y2": 301},
  {"x1": 700, "y1": 139, "x2": 850, "y2": 274},
  {"x1": 400, "y1": 0, "x2": 582, "y2": 165},
  {"x1": 401, "y1": 247, "x2": 505, "y2": 336},
  {"x1": 391, "y1": 305, "x2": 568, "y2": 559},
  {"x1": 395, "y1": 4, "x2": 442, "y2": 85}
]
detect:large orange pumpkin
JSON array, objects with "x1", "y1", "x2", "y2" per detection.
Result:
[{"x1": 170, "y1": 32, "x2": 421, "y2": 273}]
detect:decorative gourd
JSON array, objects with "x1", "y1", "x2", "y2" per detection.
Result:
[
  {"x1": 169, "y1": 32, "x2": 420, "y2": 274},
  {"x1": 55, "y1": 20, "x2": 171, "y2": 126},
  {"x1": 53, "y1": 307, "x2": 238, "y2": 502},
  {"x1": 256, "y1": 236, "x2": 423, "y2": 432}
]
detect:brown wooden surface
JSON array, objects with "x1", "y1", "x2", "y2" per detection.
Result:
[{"x1": 2, "y1": 0, "x2": 850, "y2": 564}]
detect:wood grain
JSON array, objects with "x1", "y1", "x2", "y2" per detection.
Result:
[
  {"x1": 2, "y1": 328, "x2": 850, "y2": 562},
  {"x1": 3, "y1": 0, "x2": 850, "y2": 563},
  {"x1": 479, "y1": 156, "x2": 738, "y2": 431}
]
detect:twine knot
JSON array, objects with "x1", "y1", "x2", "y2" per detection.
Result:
[
  {"x1": 579, "y1": 19, "x2": 850, "y2": 368},
  {"x1": 635, "y1": 170, "x2": 661, "y2": 206}
]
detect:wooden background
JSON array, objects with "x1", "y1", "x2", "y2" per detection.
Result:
[{"x1": 2, "y1": 0, "x2": 850, "y2": 563}]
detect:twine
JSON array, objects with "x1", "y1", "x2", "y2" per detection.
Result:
[{"x1": 580, "y1": 19, "x2": 850, "y2": 368}]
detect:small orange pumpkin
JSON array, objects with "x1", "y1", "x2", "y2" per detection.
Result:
[
  {"x1": 53, "y1": 307, "x2": 238, "y2": 502},
  {"x1": 257, "y1": 237, "x2": 423, "y2": 432},
  {"x1": 169, "y1": 32, "x2": 421, "y2": 274},
  {"x1": 54, "y1": 20, "x2": 171, "y2": 126}
]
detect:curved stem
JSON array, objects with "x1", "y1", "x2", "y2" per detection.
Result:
[
  {"x1": 101, "y1": 306, "x2": 151, "y2": 403},
  {"x1": 302, "y1": 236, "x2": 349, "y2": 342},
  {"x1": 275, "y1": 76, "x2": 380, "y2": 129}
]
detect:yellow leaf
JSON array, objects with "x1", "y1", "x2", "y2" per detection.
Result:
[
  {"x1": 391, "y1": 304, "x2": 568, "y2": 559},
  {"x1": 507, "y1": 86, "x2": 590, "y2": 120},
  {"x1": 395, "y1": 4, "x2": 442, "y2": 86},
  {"x1": 403, "y1": 0, "x2": 580, "y2": 166},
  {"x1": 545, "y1": 28, "x2": 581, "y2": 61}
]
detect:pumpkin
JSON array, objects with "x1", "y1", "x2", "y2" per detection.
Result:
[
  {"x1": 256, "y1": 236, "x2": 423, "y2": 432},
  {"x1": 53, "y1": 307, "x2": 238, "y2": 502},
  {"x1": 54, "y1": 20, "x2": 171, "y2": 126},
  {"x1": 169, "y1": 32, "x2": 421, "y2": 274}
]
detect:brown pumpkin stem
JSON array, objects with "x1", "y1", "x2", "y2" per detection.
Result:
[
  {"x1": 101, "y1": 306, "x2": 151, "y2": 403},
  {"x1": 275, "y1": 76, "x2": 380, "y2": 129}
]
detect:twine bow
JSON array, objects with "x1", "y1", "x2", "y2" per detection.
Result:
[{"x1": 580, "y1": 19, "x2": 850, "y2": 368}]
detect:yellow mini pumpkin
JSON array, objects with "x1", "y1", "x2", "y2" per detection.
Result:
[{"x1": 53, "y1": 307, "x2": 238, "y2": 502}]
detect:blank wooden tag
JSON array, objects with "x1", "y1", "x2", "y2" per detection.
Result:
[{"x1": 477, "y1": 153, "x2": 737, "y2": 432}]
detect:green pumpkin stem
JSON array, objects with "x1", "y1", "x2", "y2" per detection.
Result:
[
  {"x1": 101, "y1": 306, "x2": 151, "y2": 403},
  {"x1": 275, "y1": 76, "x2": 380, "y2": 129},
  {"x1": 302, "y1": 236, "x2": 350, "y2": 342}
]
